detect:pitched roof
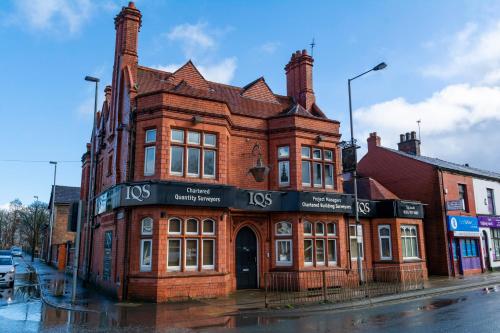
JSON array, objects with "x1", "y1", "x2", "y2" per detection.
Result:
[
  {"x1": 135, "y1": 63, "x2": 328, "y2": 120},
  {"x1": 344, "y1": 177, "x2": 399, "y2": 200},
  {"x1": 383, "y1": 147, "x2": 500, "y2": 181},
  {"x1": 49, "y1": 186, "x2": 81, "y2": 206}
]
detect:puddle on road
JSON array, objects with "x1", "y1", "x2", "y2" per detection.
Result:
[{"x1": 417, "y1": 297, "x2": 467, "y2": 311}]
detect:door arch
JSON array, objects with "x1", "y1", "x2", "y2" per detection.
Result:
[{"x1": 235, "y1": 226, "x2": 258, "y2": 289}]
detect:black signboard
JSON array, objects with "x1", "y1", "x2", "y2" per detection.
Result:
[
  {"x1": 295, "y1": 192, "x2": 353, "y2": 213},
  {"x1": 352, "y1": 199, "x2": 378, "y2": 218},
  {"x1": 233, "y1": 189, "x2": 284, "y2": 211},
  {"x1": 396, "y1": 201, "x2": 425, "y2": 219},
  {"x1": 342, "y1": 146, "x2": 357, "y2": 173},
  {"x1": 103, "y1": 230, "x2": 112, "y2": 281}
]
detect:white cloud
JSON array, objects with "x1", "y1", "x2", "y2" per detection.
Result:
[
  {"x1": 166, "y1": 22, "x2": 216, "y2": 58},
  {"x1": 354, "y1": 83, "x2": 500, "y2": 171},
  {"x1": 7, "y1": 0, "x2": 116, "y2": 35},
  {"x1": 0, "y1": 203, "x2": 10, "y2": 211},
  {"x1": 259, "y1": 41, "x2": 280, "y2": 54},
  {"x1": 422, "y1": 21, "x2": 500, "y2": 84},
  {"x1": 154, "y1": 57, "x2": 237, "y2": 84}
]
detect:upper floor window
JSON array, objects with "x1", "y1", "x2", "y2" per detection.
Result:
[
  {"x1": 278, "y1": 146, "x2": 290, "y2": 187},
  {"x1": 144, "y1": 128, "x2": 156, "y2": 176},
  {"x1": 458, "y1": 184, "x2": 469, "y2": 212},
  {"x1": 301, "y1": 146, "x2": 335, "y2": 189},
  {"x1": 169, "y1": 129, "x2": 217, "y2": 179},
  {"x1": 487, "y1": 188, "x2": 496, "y2": 215}
]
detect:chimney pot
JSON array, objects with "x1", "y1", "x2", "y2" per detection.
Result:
[
  {"x1": 367, "y1": 132, "x2": 381, "y2": 150},
  {"x1": 411, "y1": 131, "x2": 417, "y2": 140},
  {"x1": 400, "y1": 134, "x2": 405, "y2": 143},
  {"x1": 398, "y1": 130, "x2": 421, "y2": 155},
  {"x1": 405, "y1": 132, "x2": 411, "y2": 141}
]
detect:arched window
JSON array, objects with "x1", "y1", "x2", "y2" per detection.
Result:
[
  {"x1": 303, "y1": 221, "x2": 312, "y2": 236},
  {"x1": 168, "y1": 218, "x2": 182, "y2": 234},
  {"x1": 315, "y1": 222, "x2": 324, "y2": 235},
  {"x1": 275, "y1": 221, "x2": 292, "y2": 236},
  {"x1": 202, "y1": 219, "x2": 215, "y2": 235},
  {"x1": 141, "y1": 217, "x2": 153, "y2": 236},
  {"x1": 186, "y1": 218, "x2": 199, "y2": 235}
]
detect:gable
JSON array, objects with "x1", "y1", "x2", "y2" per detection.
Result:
[
  {"x1": 241, "y1": 77, "x2": 279, "y2": 104},
  {"x1": 171, "y1": 61, "x2": 209, "y2": 90}
]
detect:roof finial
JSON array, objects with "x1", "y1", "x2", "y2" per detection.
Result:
[
  {"x1": 417, "y1": 119, "x2": 421, "y2": 141},
  {"x1": 310, "y1": 37, "x2": 316, "y2": 57}
]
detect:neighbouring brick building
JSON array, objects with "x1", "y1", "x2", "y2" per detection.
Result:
[
  {"x1": 358, "y1": 131, "x2": 500, "y2": 276},
  {"x1": 43, "y1": 185, "x2": 80, "y2": 271},
  {"x1": 78, "y1": 2, "x2": 427, "y2": 302}
]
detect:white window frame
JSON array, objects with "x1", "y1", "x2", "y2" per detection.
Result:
[
  {"x1": 203, "y1": 149, "x2": 216, "y2": 179},
  {"x1": 327, "y1": 223, "x2": 336, "y2": 236},
  {"x1": 302, "y1": 160, "x2": 312, "y2": 186},
  {"x1": 278, "y1": 146, "x2": 290, "y2": 159},
  {"x1": 327, "y1": 239, "x2": 337, "y2": 265},
  {"x1": 378, "y1": 225, "x2": 392, "y2": 260},
  {"x1": 401, "y1": 225, "x2": 419, "y2": 260},
  {"x1": 304, "y1": 239, "x2": 313, "y2": 266},
  {"x1": 144, "y1": 146, "x2": 156, "y2": 176},
  {"x1": 315, "y1": 222, "x2": 325, "y2": 236},
  {"x1": 140, "y1": 239, "x2": 152, "y2": 272},
  {"x1": 313, "y1": 162, "x2": 323, "y2": 188},
  {"x1": 185, "y1": 238, "x2": 198, "y2": 271},
  {"x1": 204, "y1": 133, "x2": 216, "y2": 147},
  {"x1": 169, "y1": 146, "x2": 184, "y2": 176},
  {"x1": 145, "y1": 129, "x2": 157, "y2": 143},
  {"x1": 275, "y1": 239, "x2": 293, "y2": 266},
  {"x1": 324, "y1": 150, "x2": 333, "y2": 161},
  {"x1": 186, "y1": 147, "x2": 201, "y2": 177},
  {"x1": 185, "y1": 218, "x2": 199, "y2": 235},
  {"x1": 168, "y1": 218, "x2": 182, "y2": 235},
  {"x1": 202, "y1": 219, "x2": 215, "y2": 235},
  {"x1": 202, "y1": 239, "x2": 215, "y2": 270},
  {"x1": 187, "y1": 131, "x2": 201, "y2": 145},
  {"x1": 325, "y1": 163, "x2": 334, "y2": 189},
  {"x1": 315, "y1": 239, "x2": 325, "y2": 266},
  {"x1": 171, "y1": 129, "x2": 184, "y2": 143},
  {"x1": 278, "y1": 160, "x2": 290, "y2": 187},
  {"x1": 167, "y1": 239, "x2": 182, "y2": 272},
  {"x1": 303, "y1": 221, "x2": 312, "y2": 236},
  {"x1": 312, "y1": 148, "x2": 322, "y2": 160},
  {"x1": 301, "y1": 146, "x2": 311, "y2": 158},
  {"x1": 275, "y1": 221, "x2": 292, "y2": 236},
  {"x1": 141, "y1": 217, "x2": 153, "y2": 236}
]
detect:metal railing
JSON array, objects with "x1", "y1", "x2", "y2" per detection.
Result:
[{"x1": 264, "y1": 266, "x2": 425, "y2": 307}]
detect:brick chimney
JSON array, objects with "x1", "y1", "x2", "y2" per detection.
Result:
[
  {"x1": 367, "y1": 132, "x2": 381, "y2": 151},
  {"x1": 397, "y1": 131, "x2": 421, "y2": 155},
  {"x1": 285, "y1": 49, "x2": 316, "y2": 111}
]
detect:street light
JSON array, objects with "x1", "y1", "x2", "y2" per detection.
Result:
[
  {"x1": 48, "y1": 161, "x2": 57, "y2": 263},
  {"x1": 31, "y1": 196, "x2": 39, "y2": 262},
  {"x1": 83, "y1": 75, "x2": 99, "y2": 280},
  {"x1": 347, "y1": 62, "x2": 387, "y2": 283}
]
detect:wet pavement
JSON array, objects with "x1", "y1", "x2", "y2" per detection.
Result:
[{"x1": 1, "y1": 257, "x2": 500, "y2": 332}]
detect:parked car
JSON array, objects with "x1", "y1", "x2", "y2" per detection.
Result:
[
  {"x1": 0, "y1": 256, "x2": 16, "y2": 288},
  {"x1": 10, "y1": 247, "x2": 22, "y2": 257},
  {"x1": 0, "y1": 250, "x2": 12, "y2": 258}
]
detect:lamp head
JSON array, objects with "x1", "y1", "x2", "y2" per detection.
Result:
[
  {"x1": 372, "y1": 62, "x2": 387, "y2": 71},
  {"x1": 49, "y1": 161, "x2": 57, "y2": 165},
  {"x1": 84, "y1": 76, "x2": 100, "y2": 83}
]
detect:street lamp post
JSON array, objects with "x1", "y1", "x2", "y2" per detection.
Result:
[
  {"x1": 348, "y1": 62, "x2": 387, "y2": 283},
  {"x1": 48, "y1": 161, "x2": 57, "y2": 263},
  {"x1": 83, "y1": 75, "x2": 100, "y2": 280},
  {"x1": 32, "y1": 196, "x2": 39, "y2": 262}
]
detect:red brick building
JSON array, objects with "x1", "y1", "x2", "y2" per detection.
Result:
[
  {"x1": 359, "y1": 132, "x2": 486, "y2": 276},
  {"x1": 78, "y1": 2, "x2": 427, "y2": 302}
]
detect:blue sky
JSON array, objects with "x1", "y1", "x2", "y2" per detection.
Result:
[{"x1": 1, "y1": 0, "x2": 500, "y2": 206}]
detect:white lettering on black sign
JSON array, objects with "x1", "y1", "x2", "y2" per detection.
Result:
[
  {"x1": 125, "y1": 184, "x2": 151, "y2": 202},
  {"x1": 248, "y1": 192, "x2": 273, "y2": 208},
  {"x1": 358, "y1": 202, "x2": 371, "y2": 215}
]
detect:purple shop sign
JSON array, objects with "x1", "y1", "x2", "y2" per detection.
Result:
[{"x1": 478, "y1": 215, "x2": 500, "y2": 228}]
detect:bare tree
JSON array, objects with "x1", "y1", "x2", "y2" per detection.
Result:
[
  {"x1": 0, "y1": 199, "x2": 23, "y2": 249},
  {"x1": 19, "y1": 201, "x2": 49, "y2": 261}
]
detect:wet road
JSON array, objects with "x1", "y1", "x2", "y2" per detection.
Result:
[{"x1": 1, "y1": 259, "x2": 499, "y2": 333}]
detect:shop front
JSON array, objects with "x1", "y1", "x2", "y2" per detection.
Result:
[
  {"x1": 478, "y1": 215, "x2": 500, "y2": 271},
  {"x1": 447, "y1": 215, "x2": 483, "y2": 276}
]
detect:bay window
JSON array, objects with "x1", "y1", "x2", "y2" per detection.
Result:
[
  {"x1": 167, "y1": 239, "x2": 181, "y2": 271},
  {"x1": 378, "y1": 225, "x2": 392, "y2": 260},
  {"x1": 144, "y1": 129, "x2": 156, "y2": 176},
  {"x1": 169, "y1": 129, "x2": 217, "y2": 179},
  {"x1": 401, "y1": 225, "x2": 419, "y2": 259},
  {"x1": 303, "y1": 221, "x2": 338, "y2": 267},
  {"x1": 301, "y1": 146, "x2": 336, "y2": 189}
]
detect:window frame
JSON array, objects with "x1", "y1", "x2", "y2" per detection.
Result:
[
  {"x1": 185, "y1": 238, "x2": 199, "y2": 271},
  {"x1": 202, "y1": 219, "x2": 216, "y2": 235},
  {"x1": 491, "y1": 229, "x2": 500, "y2": 261},
  {"x1": 303, "y1": 221, "x2": 313, "y2": 236},
  {"x1": 401, "y1": 225, "x2": 419, "y2": 260},
  {"x1": 275, "y1": 239, "x2": 293, "y2": 266},
  {"x1": 140, "y1": 239, "x2": 153, "y2": 272},
  {"x1": 186, "y1": 147, "x2": 201, "y2": 177},
  {"x1": 141, "y1": 217, "x2": 153, "y2": 236},
  {"x1": 487, "y1": 188, "x2": 496, "y2": 215},
  {"x1": 167, "y1": 239, "x2": 182, "y2": 272},
  {"x1": 301, "y1": 145, "x2": 336, "y2": 190},
  {"x1": 168, "y1": 218, "x2": 182, "y2": 235},
  {"x1": 315, "y1": 239, "x2": 325, "y2": 266},
  {"x1": 202, "y1": 239, "x2": 215, "y2": 270},
  {"x1": 458, "y1": 184, "x2": 469, "y2": 212},
  {"x1": 327, "y1": 239, "x2": 337, "y2": 265},
  {"x1": 169, "y1": 146, "x2": 184, "y2": 176},
  {"x1": 349, "y1": 224, "x2": 364, "y2": 260},
  {"x1": 145, "y1": 129, "x2": 157, "y2": 144},
  {"x1": 378, "y1": 225, "x2": 392, "y2": 260},
  {"x1": 144, "y1": 146, "x2": 156, "y2": 176},
  {"x1": 185, "y1": 218, "x2": 199, "y2": 235},
  {"x1": 275, "y1": 221, "x2": 292, "y2": 236},
  {"x1": 277, "y1": 145, "x2": 290, "y2": 187},
  {"x1": 304, "y1": 239, "x2": 314, "y2": 266}
]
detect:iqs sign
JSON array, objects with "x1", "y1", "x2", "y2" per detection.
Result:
[{"x1": 125, "y1": 184, "x2": 151, "y2": 202}]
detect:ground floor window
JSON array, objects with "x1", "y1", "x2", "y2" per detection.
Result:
[
  {"x1": 304, "y1": 221, "x2": 338, "y2": 267},
  {"x1": 350, "y1": 224, "x2": 364, "y2": 260},
  {"x1": 167, "y1": 237, "x2": 216, "y2": 271},
  {"x1": 378, "y1": 225, "x2": 392, "y2": 260},
  {"x1": 185, "y1": 239, "x2": 198, "y2": 270},
  {"x1": 492, "y1": 229, "x2": 500, "y2": 261},
  {"x1": 327, "y1": 239, "x2": 337, "y2": 264},
  {"x1": 202, "y1": 239, "x2": 215, "y2": 269},
  {"x1": 167, "y1": 239, "x2": 181, "y2": 271},
  {"x1": 140, "y1": 239, "x2": 152, "y2": 272},
  {"x1": 461, "y1": 238, "x2": 478, "y2": 257},
  {"x1": 276, "y1": 239, "x2": 292, "y2": 266},
  {"x1": 401, "y1": 225, "x2": 419, "y2": 259},
  {"x1": 304, "y1": 239, "x2": 313, "y2": 266}
]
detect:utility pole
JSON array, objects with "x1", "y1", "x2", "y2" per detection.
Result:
[
  {"x1": 48, "y1": 161, "x2": 57, "y2": 263},
  {"x1": 72, "y1": 200, "x2": 83, "y2": 303},
  {"x1": 31, "y1": 196, "x2": 39, "y2": 262}
]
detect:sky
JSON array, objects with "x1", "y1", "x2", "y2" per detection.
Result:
[{"x1": 1, "y1": 0, "x2": 500, "y2": 207}]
